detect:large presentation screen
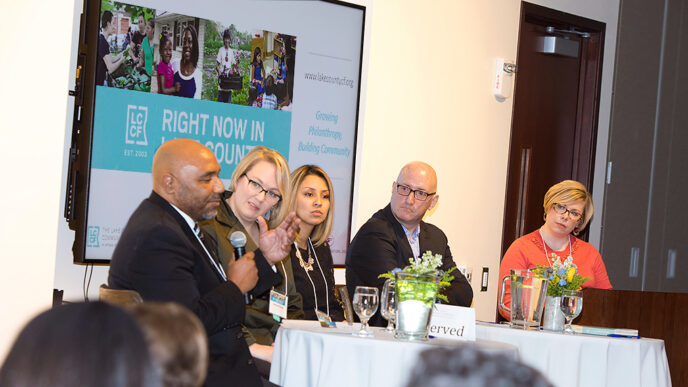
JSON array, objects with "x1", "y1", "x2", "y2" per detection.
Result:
[{"x1": 70, "y1": 0, "x2": 365, "y2": 264}]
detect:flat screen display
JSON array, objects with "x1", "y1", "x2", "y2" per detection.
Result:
[{"x1": 67, "y1": 0, "x2": 365, "y2": 264}]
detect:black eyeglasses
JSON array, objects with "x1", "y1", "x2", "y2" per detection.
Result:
[
  {"x1": 243, "y1": 175, "x2": 281, "y2": 203},
  {"x1": 552, "y1": 203, "x2": 582, "y2": 221},
  {"x1": 395, "y1": 183, "x2": 436, "y2": 201}
]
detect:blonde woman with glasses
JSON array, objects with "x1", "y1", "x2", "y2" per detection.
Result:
[
  {"x1": 201, "y1": 146, "x2": 303, "y2": 368},
  {"x1": 498, "y1": 180, "x2": 612, "y2": 320}
]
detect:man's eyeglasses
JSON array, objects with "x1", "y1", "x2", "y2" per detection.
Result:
[
  {"x1": 552, "y1": 203, "x2": 582, "y2": 221},
  {"x1": 395, "y1": 183, "x2": 436, "y2": 201},
  {"x1": 244, "y1": 175, "x2": 281, "y2": 203}
]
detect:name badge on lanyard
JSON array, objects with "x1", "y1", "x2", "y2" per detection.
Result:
[
  {"x1": 269, "y1": 289, "x2": 288, "y2": 321},
  {"x1": 316, "y1": 309, "x2": 335, "y2": 327}
]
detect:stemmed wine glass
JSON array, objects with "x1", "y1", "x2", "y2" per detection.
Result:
[
  {"x1": 560, "y1": 289, "x2": 583, "y2": 334},
  {"x1": 380, "y1": 279, "x2": 397, "y2": 332},
  {"x1": 352, "y1": 286, "x2": 379, "y2": 337}
]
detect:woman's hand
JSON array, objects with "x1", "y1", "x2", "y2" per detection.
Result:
[
  {"x1": 257, "y1": 212, "x2": 300, "y2": 265},
  {"x1": 249, "y1": 343, "x2": 274, "y2": 363}
]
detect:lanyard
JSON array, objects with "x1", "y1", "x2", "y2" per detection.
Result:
[
  {"x1": 194, "y1": 231, "x2": 227, "y2": 281},
  {"x1": 294, "y1": 238, "x2": 330, "y2": 316},
  {"x1": 278, "y1": 261, "x2": 288, "y2": 294}
]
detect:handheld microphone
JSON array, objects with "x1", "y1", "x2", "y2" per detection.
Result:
[
  {"x1": 229, "y1": 231, "x2": 247, "y2": 261},
  {"x1": 229, "y1": 231, "x2": 252, "y2": 304}
]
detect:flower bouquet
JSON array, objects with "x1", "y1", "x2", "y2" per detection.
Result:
[
  {"x1": 379, "y1": 251, "x2": 456, "y2": 340},
  {"x1": 532, "y1": 254, "x2": 591, "y2": 297},
  {"x1": 532, "y1": 254, "x2": 590, "y2": 331},
  {"x1": 379, "y1": 251, "x2": 456, "y2": 303}
]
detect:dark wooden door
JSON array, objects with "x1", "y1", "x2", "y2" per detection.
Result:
[{"x1": 501, "y1": 2, "x2": 606, "y2": 257}]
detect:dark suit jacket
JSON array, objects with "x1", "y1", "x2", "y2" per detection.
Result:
[
  {"x1": 108, "y1": 191, "x2": 281, "y2": 387},
  {"x1": 345, "y1": 204, "x2": 473, "y2": 326}
]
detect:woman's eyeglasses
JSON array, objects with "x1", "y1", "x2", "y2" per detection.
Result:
[
  {"x1": 244, "y1": 175, "x2": 281, "y2": 203},
  {"x1": 552, "y1": 203, "x2": 582, "y2": 221}
]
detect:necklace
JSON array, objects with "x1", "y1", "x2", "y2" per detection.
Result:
[
  {"x1": 298, "y1": 238, "x2": 330, "y2": 316},
  {"x1": 294, "y1": 241, "x2": 314, "y2": 271},
  {"x1": 538, "y1": 229, "x2": 572, "y2": 267}
]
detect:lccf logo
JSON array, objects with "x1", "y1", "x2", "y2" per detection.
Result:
[
  {"x1": 126, "y1": 105, "x2": 149, "y2": 145},
  {"x1": 87, "y1": 226, "x2": 100, "y2": 247}
]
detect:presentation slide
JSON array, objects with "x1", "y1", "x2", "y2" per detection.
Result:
[{"x1": 85, "y1": 0, "x2": 363, "y2": 264}]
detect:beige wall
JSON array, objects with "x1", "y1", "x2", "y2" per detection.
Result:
[
  {"x1": 0, "y1": 0, "x2": 619, "y2": 361},
  {"x1": 0, "y1": 2, "x2": 76, "y2": 361},
  {"x1": 352, "y1": 0, "x2": 619, "y2": 320}
]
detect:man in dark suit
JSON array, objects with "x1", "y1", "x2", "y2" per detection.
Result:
[
  {"x1": 108, "y1": 138, "x2": 299, "y2": 386},
  {"x1": 346, "y1": 162, "x2": 473, "y2": 325}
]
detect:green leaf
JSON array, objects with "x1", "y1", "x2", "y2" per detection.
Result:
[{"x1": 378, "y1": 272, "x2": 395, "y2": 280}]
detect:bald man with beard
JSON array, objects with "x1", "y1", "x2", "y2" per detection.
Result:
[
  {"x1": 108, "y1": 139, "x2": 299, "y2": 387},
  {"x1": 346, "y1": 162, "x2": 473, "y2": 326}
]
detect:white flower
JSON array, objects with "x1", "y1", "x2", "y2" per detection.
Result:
[{"x1": 406, "y1": 251, "x2": 443, "y2": 274}]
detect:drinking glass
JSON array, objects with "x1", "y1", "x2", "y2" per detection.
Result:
[
  {"x1": 559, "y1": 289, "x2": 583, "y2": 334},
  {"x1": 352, "y1": 286, "x2": 379, "y2": 337},
  {"x1": 380, "y1": 279, "x2": 396, "y2": 332}
]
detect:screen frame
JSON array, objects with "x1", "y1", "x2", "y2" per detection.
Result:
[{"x1": 65, "y1": 0, "x2": 367, "y2": 264}]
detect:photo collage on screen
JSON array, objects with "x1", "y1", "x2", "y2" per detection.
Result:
[{"x1": 97, "y1": 0, "x2": 296, "y2": 110}]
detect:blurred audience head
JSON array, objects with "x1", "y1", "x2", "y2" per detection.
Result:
[
  {"x1": 406, "y1": 346, "x2": 553, "y2": 387},
  {"x1": 0, "y1": 302, "x2": 160, "y2": 387},
  {"x1": 128, "y1": 302, "x2": 209, "y2": 387}
]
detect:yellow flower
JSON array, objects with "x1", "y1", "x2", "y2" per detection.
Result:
[{"x1": 566, "y1": 267, "x2": 576, "y2": 282}]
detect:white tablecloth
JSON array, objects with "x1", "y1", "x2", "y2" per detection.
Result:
[
  {"x1": 270, "y1": 320, "x2": 518, "y2": 387},
  {"x1": 476, "y1": 322, "x2": 672, "y2": 387}
]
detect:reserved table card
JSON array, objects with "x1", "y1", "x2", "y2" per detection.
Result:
[{"x1": 428, "y1": 304, "x2": 476, "y2": 341}]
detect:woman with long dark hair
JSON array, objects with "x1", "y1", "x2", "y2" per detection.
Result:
[{"x1": 286, "y1": 165, "x2": 344, "y2": 321}]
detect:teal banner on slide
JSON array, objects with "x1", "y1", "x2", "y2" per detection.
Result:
[{"x1": 92, "y1": 86, "x2": 291, "y2": 179}]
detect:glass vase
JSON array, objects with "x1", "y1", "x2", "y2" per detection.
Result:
[{"x1": 394, "y1": 271, "x2": 439, "y2": 341}]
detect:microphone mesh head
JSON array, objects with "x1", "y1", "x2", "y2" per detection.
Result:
[{"x1": 229, "y1": 231, "x2": 247, "y2": 248}]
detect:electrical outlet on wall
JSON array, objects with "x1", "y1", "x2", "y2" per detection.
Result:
[
  {"x1": 457, "y1": 266, "x2": 473, "y2": 283},
  {"x1": 480, "y1": 267, "x2": 489, "y2": 291}
]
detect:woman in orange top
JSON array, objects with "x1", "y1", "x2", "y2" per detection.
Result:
[{"x1": 499, "y1": 180, "x2": 612, "y2": 320}]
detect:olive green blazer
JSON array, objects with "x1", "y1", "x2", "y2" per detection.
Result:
[{"x1": 201, "y1": 191, "x2": 305, "y2": 345}]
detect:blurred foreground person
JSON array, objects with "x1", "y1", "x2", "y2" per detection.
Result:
[
  {"x1": 129, "y1": 302, "x2": 209, "y2": 387},
  {"x1": 406, "y1": 346, "x2": 553, "y2": 387},
  {"x1": 0, "y1": 302, "x2": 159, "y2": 387}
]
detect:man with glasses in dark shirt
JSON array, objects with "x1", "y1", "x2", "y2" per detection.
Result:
[{"x1": 345, "y1": 161, "x2": 473, "y2": 325}]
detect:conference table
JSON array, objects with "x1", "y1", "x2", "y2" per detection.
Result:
[
  {"x1": 475, "y1": 322, "x2": 672, "y2": 387},
  {"x1": 269, "y1": 320, "x2": 518, "y2": 387},
  {"x1": 270, "y1": 320, "x2": 672, "y2": 387}
]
